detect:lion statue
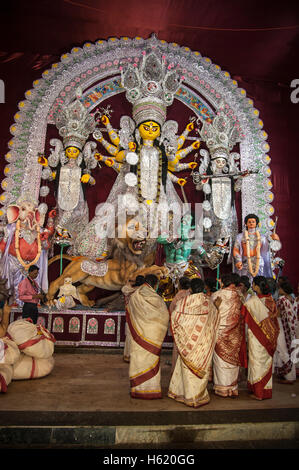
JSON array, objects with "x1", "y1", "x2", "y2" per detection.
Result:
[{"x1": 47, "y1": 217, "x2": 168, "y2": 307}]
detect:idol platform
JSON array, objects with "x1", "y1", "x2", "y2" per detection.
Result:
[{"x1": 0, "y1": 306, "x2": 298, "y2": 450}]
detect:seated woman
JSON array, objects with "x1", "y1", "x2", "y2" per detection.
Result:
[
  {"x1": 275, "y1": 280, "x2": 298, "y2": 384},
  {"x1": 242, "y1": 276, "x2": 279, "y2": 400}
]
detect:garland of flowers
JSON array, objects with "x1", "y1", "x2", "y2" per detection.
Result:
[
  {"x1": 15, "y1": 220, "x2": 42, "y2": 270},
  {"x1": 245, "y1": 229, "x2": 261, "y2": 277}
]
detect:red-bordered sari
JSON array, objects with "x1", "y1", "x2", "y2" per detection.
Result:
[
  {"x1": 168, "y1": 292, "x2": 220, "y2": 407},
  {"x1": 211, "y1": 286, "x2": 244, "y2": 397},
  {"x1": 242, "y1": 294, "x2": 279, "y2": 399},
  {"x1": 127, "y1": 283, "x2": 169, "y2": 399}
]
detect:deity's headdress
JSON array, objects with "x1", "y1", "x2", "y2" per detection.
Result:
[
  {"x1": 16, "y1": 193, "x2": 38, "y2": 208},
  {"x1": 121, "y1": 52, "x2": 182, "y2": 128},
  {"x1": 55, "y1": 87, "x2": 96, "y2": 150},
  {"x1": 200, "y1": 107, "x2": 242, "y2": 161}
]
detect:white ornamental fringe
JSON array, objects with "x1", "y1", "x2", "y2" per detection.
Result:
[{"x1": 81, "y1": 260, "x2": 108, "y2": 277}]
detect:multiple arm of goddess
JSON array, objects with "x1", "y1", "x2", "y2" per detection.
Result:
[{"x1": 94, "y1": 116, "x2": 199, "y2": 186}]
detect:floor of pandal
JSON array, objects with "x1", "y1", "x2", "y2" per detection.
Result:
[{"x1": 0, "y1": 347, "x2": 298, "y2": 450}]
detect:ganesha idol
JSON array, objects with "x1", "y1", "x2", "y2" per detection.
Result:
[{"x1": 0, "y1": 195, "x2": 55, "y2": 304}]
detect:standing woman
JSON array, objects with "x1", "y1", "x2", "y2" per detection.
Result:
[
  {"x1": 276, "y1": 281, "x2": 298, "y2": 384},
  {"x1": 168, "y1": 277, "x2": 191, "y2": 374},
  {"x1": 122, "y1": 275, "x2": 145, "y2": 363},
  {"x1": 242, "y1": 276, "x2": 279, "y2": 400}
]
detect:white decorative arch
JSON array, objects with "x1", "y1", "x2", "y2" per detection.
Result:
[{"x1": 1, "y1": 35, "x2": 275, "y2": 235}]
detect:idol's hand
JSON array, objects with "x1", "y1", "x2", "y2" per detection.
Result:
[
  {"x1": 101, "y1": 115, "x2": 110, "y2": 126},
  {"x1": 48, "y1": 209, "x2": 57, "y2": 218},
  {"x1": 40, "y1": 232, "x2": 49, "y2": 241},
  {"x1": 271, "y1": 233, "x2": 280, "y2": 241},
  {"x1": 128, "y1": 142, "x2": 137, "y2": 151},
  {"x1": 105, "y1": 158, "x2": 114, "y2": 167},
  {"x1": 235, "y1": 261, "x2": 243, "y2": 270},
  {"x1": 38, "y1": 155, "x2": 48, "y2": 166},
  {"x1": 186, "y1": 122, "x2": 194, "y2": 131},
  {"x1": 188, "y1": 162, "x2": 198, "y2": 169},
  {"x1": 81, "y1": 174, "x2": 90, "y2": 183}
]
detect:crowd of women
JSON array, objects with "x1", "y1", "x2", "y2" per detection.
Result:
[{"x1": 124, "y1": 272, "x2": 298, "y2": 407}]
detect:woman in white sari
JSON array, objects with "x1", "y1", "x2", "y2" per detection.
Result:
[
  {"x1": 122, "y1": 275, "x2": 145, "y2": 363},
  {"x1": 168, "y1": 278, "x2": 221, "y2": 408},
  {"x1": 127, "y1": 274, "x2": 169, "y2": 399},
  {"x1": 211, "y1": 273, "x2": 245, "y2": 398},
  {"x1": 242, "y1": 276, "x2": 279, "y2": 400},
  {"x1": 275, "y1": 280, "x2": 298, "y2": 384}
]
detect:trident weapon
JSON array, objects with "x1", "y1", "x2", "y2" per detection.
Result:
[{"x1": 193, "y1": 169, "x2": 259, "y2": 181}]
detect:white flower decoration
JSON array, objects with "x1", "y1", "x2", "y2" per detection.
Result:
[
  {"x1": 202, "y1": 200, "x2": 211, "y2": 211},
  {"x1": 203, "y1": 217, "x2": 212, "y2": 229},
  {"x1": 126, "y1": 152, "x2": 139, "y2": 165},
  {"x1": 39, "y1": 186, "x2": 50, "y2": 197},
  {"x1": 125, "y1": 172, "x2": 137, "y2": 187},
  {"x1": 203, "y1": 183, "x2": 211, "y2": 194}
]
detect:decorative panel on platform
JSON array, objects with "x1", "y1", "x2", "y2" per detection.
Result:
[{"x1": 9, "y1": 307, "x2": 173, "y2": 348}]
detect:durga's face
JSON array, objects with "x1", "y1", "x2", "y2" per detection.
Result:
[
  {"x1": 65, "y1": 146, "x2": 80, "y2": 159},
  {"x1": 139, "y1": 121, "x2": 160, "y2": 141}
]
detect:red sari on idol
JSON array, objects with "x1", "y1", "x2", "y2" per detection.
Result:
[{"x1": 242, "y1": 294, "x2": 279, "y2": 399}]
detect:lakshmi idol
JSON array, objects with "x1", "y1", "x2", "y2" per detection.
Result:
[
  {"x1": 233, "y1": 213, "x2": 281, "y2": 279},
  {"x1": 38, "y1": 88, "x2": 98, "y2": 240}
]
